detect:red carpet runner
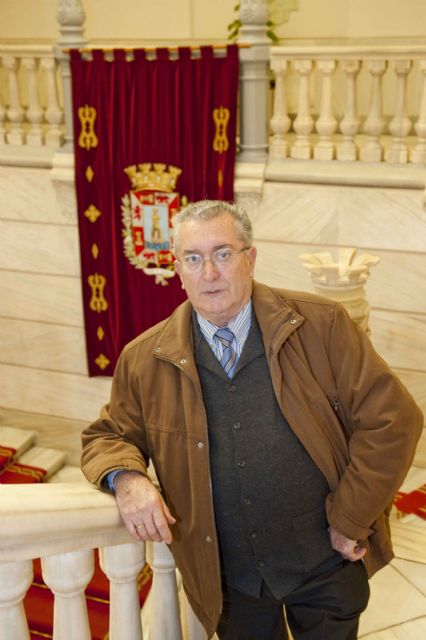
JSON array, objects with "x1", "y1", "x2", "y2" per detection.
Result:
[{"x1": 1, "y1": 448, "x2": 152, "y2": 640}]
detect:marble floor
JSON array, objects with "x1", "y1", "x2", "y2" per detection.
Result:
[{"x1": 356, "y1": 437, "x2": 426, "y2": 640}]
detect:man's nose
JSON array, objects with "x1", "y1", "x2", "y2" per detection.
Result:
[{"x1": 201, "y1": 257, "x2": 220, "y2": 279}]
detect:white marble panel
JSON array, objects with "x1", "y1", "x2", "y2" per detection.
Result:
[
  {"x1": 256, "y1": 182, "x2": 426, "y2": 252},
  {"x1": 0, "y1": 220, "x2": 80, "y2": 276},
  {"x1": 369, "y1": 311, "x2": 426, "y2": 372},
  {"x1": 0, "y1": 271, "x2": 83, "y2": 326},
  {"x1": 358, "y1": 564, "x2": 426, "y2": 636},
  {"x1": 0, "y1": 318, "x2": 87, "y2": 375},
  {"x1": 392, "y1": 559, "x2": 426, "y2": 597},
  {"x1": 395, "y1": 372, "x2": 426, "y2": 424},
  {"x1": 399, "y1": 466, "x2": 426, "y2": 494},
  {"x1": 0, "y1": 426, "x2": 35, "y2": 456},
  {"x1": 254, "y1": 241, "x2": 426, "y2": 314},
  {"x1": 360, "y1": 617, "x2": 426, "y2": 640},
  {"x1": 0, "y1": 363, "x2": 112, "y2": 422},
  {"x1": 0, "y1": 165, "x2": 76, "y2": 225}
]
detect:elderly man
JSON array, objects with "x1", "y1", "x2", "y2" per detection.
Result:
[{"x1": 82, "y1": 200, "x2": 423, "y2": 640}]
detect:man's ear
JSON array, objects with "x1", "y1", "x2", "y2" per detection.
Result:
[{"x1": 174, "y1": 260, "x2": 185, "y2": 289}]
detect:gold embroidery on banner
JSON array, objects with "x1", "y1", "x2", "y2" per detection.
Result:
[
  {"x1": 85, "y1": 165, "x2": 94, "y2": 182},
  {"x1": 97, "y1": 326, "x2": 105, "y2": 341},
  {"x1": 84, "y1": 205, "x2": 102, "y2": 223},
  {"x1": 218, "y1": 169, "x2": 224, "y2": 188},
  {"x1": 78, "y1": 105, "x2": 98, "y2": 150},
  {"x1": 124, "y1": 163, "x2": 182, "y2": 192},
  {"x1": 91, "y1": 243, "x2": 99, "y2": 259},
  {"x1": 88, "y1": 273, "x2": 108, "y2": 313},
  {"x1": 95, "y1": 353, "x2": 110, "y2": 370},
  {"x1": 212, "y1": 106, "x2": 230, "y2": 153}
]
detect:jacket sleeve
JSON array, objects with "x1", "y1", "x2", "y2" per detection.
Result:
[
  {"x1": 326, "y1": 303, "x2": 424, "y2": 541},
  {"x1": 81, "y1": 347, "x2": 150, "y2": 488}
]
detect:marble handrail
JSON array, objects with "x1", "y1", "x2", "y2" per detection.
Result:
[
  {"x1": 270, "y1": 44, "x2": 426, "y2": 165},
  {"x1": 0, "y1": 481, "x2": 198, "y2": 640}
]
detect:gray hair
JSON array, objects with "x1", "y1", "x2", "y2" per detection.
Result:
[{"x1": 173, "y1": 200, "x2": 253, "y2": 250}]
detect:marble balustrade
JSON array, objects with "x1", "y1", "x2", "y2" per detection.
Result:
[
  {"x1": 0, "y1": 45, "x2": 64, "y2": 149},
  {"x1": 270, "y1": 44, "x2": 426, "y2": 165},
  {"x1": 0, "y1": 481, "x2": 202, "y2": 640}
]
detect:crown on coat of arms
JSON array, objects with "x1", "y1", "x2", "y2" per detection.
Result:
[{"x1": 124, "y1": 163, "x2": 182, "y2": 192}]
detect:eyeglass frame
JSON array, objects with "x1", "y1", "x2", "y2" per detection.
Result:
[{"x1": 175, "y1": 246, "x2": 251, "y2": 273}]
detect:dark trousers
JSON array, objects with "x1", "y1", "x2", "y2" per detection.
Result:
[{"x1": 216, "y1": 561, "x2": 370, "y2": 640}]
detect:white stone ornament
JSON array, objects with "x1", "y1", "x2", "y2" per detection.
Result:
[{"x1": 299, "y1": 247, "x2": 380, "y2": 335}]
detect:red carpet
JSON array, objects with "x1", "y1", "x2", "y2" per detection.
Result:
[
  {"x1": 394, "y1": 484, "x2": 426, "y2": 520},
  {"x1": 1, "y1": 447, "x2": 152, "y2": 639}
]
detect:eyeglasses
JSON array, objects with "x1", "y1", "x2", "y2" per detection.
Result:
[{"x1": 176, "y1": 247, "x2": 250, "y2": 273}]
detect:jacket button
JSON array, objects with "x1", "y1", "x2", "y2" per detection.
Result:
[
  {"x1": 229, "y1": 385, "x2": 236, "y2": 392},
  {"x1": 290, "y1": 318, "x2": 297, "y2": 325},
  {"x1": 197, "y1": 441, "x2": 204, "y2": 449},
  {"x1": 251, "y1": 531, "x2": 257, "y2": 539},
  {"x1": 180, "y1": 358, "x2": 186, "y2": 364},
  {"x1": 233, "y1": 422, "x2": 241, "y2": 430},
  {"x1": 243, "y1": 498, "x2": 251, "y2": 505},
  {"x1": 205, "y1": 536, "x2": 212, "y2": 543},
  {"x1": 155, "y1": 346, "x2": 161, "y2": 352},
  {"x1": 257, "y1": 560, "x2": 265, "y2": 568},
  {"x1": 237, "y1": 461, "x2": 246, "y2": 468}
]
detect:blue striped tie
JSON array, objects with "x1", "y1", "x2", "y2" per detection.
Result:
[{"x1": 215, "y1": 327, "x2": 237, "y2": 378}]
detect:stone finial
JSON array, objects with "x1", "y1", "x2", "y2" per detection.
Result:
[
  {"x1": 57, "y1": 0, "x2": 86, "y2": 27},
  {"x1": 299, "y1": 247, "x2": 380, "y2": 334}
]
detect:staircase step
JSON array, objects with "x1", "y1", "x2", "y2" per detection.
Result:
[
  {"x1": 0, "y1": 425, "x2": 37, "y2": 458},
  {"x1": 48, "y1": 464, "x2": 85, "y2": 483},
  {"x1": 18, "y1": 446, "x2": 67, "y2": 480}
]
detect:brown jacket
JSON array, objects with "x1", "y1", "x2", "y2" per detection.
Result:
[{"x1": 81, "y1": 282, "x2": 423, "y2": 637}]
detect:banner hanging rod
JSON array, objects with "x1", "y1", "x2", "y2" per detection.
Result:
[{"x1": 63, "y1": 43, "x2": 251, "y2": 54}]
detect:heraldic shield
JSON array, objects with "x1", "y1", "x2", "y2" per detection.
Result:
[{"x1": 121, "y1": 163, "x2": 183, "y2": 285}]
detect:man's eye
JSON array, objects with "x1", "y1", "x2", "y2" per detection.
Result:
[
  {"x1": 185, "y1": 255, "x2": 201, "y2": 265},
  {"x1": 215, "y1": 249, "x2": 232, "y2": 263}
]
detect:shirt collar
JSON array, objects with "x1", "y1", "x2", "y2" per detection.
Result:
[{"x1": 196, "y1": 299, "x2": 252, "y2": 349}]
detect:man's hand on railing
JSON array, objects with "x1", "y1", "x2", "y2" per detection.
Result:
[{"x1": 114, "y1": 471, "x2": 176, "y2": 544}]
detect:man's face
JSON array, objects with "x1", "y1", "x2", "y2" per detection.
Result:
[{"x1": 174, "y1": 213, "x2": 257, "y2": 326}]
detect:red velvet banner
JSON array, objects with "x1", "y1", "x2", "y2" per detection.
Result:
[{"x1": 70, "y1": 46, "x2": 239, "y2": 376}]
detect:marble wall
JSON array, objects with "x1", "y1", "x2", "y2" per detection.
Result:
[{"x1": 0, "y1": 165, "x2": 424, "y2": 430}]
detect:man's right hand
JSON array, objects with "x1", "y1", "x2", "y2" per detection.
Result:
[{"x1": 114, "y1": 471, "x2": 176, "y2": 544}]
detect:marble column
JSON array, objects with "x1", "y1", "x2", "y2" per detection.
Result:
[{"x1": 238, "y1": 0, "x2": 271, "y2": 162}]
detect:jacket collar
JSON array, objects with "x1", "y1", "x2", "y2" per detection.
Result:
[{"x1": 153, "y1": 281, "x2": 304, "y2": 365}]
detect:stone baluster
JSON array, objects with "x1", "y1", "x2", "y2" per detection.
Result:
[
  {"x1": 55, "y1": 0, "x2": 87, "y2": 150},
  {"x1": 181, "y1": 589, "x2": 208, "y2": 640},
  {"x1": 314, "y1": 60, "x2": 337, "y2": 160},
  {"x1": 290, "y1": 60, "x2": 314, "y2": 159},
  {"x1": 0, "y1": 78, "x2": 6, "y2": 144},
  {"x1": 42, "y1": 57, "x2": 64, "y2": 148},
  {"x1": 0, "y1": 559, "x2": 33, "y2": 640},
  {"x1": 337, "y1": 60, "x2": 361, "y2": 161},
  {"x1": 21, "y1": 56, "x2": 44, "y2": 146},
  {"x1": 42, "y1": 549, "x2": 94, "y2": 640},
  {"x1": 410, "y1": 60, "x2": 426, "y2": 163},
  {"x1": 238, "y1": 0, "x2": 270, "y2": 161},
  {"x1": 100, "y1": 542, "x2": 146, "y2": 640},
  {"x1": 385, "y1": 60, "x2": 412, "y2": 163},
  {"x1": 299, "y1": 248, "x2": 380, "y2": 335},
  {"x1": 147, "y1": 541, "x2": 183, "y2": 640},
  {"x1": 360, "y1": 60, "x2": 387, "y2": 162},
  {"x1": 4, "y1": 56, "x2": 25, "y2": 145},
  {"x1": 270, "y1": 59, "x2": 291, "y2": 159}
]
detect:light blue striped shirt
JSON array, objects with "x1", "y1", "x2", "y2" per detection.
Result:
[{"x1": 196, "y1": 299, "x2": 252, "y2": 366}]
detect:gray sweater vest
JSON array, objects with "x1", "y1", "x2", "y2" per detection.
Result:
[{"x1": 194, "y1": 316, "x2": 340, "y2": 599}]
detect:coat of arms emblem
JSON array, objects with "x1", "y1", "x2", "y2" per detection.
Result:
[{"x1": 121, "y1": 163, "x2": 184, "y2": 285}]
